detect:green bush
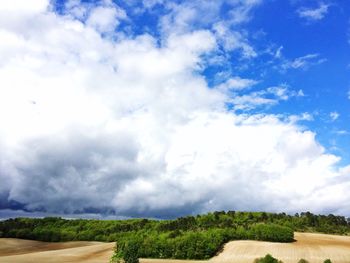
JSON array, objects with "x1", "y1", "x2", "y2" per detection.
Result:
[
  {"x1": 254, "y1": 254, "x2": 283, "y2": 263},
  {"x1": 123, "y1": 241, "x2": 140, "y2": 263},
  {"x1": 250, "y1": 224, "x2": 294, "y2": 242}
]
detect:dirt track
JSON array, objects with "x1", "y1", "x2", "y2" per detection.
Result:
[{"x1": 1, "y1": 232, "x2": 350, "y2": 263}]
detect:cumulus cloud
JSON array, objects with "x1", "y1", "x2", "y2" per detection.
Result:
[
  {"x1": 148, "y1": 0, "x2": 262, "y2": 33},
  {"x1": 1, "y1": 0, "x2": 350, "y2": 219},
  {"x1": 86, "y1": 6, "x2": 126, "y2": 33},
  {"x1": 63, "y1": 0, "x2": 127, "y2": 34},
  {"x1": 0, "y1": 0, "x2": 48, "y2": 14},
  {"x1": 159, "y1": 1, "x2": 223, "y2": 35},
  {"x1": 157, "y1": 0, "x2": 259, "y2": 59},
  {"x1": 297, "y1": 2, "x2": 330, "y2": 21}
]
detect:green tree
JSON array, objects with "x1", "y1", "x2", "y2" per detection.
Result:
[{"x1": 124, "y1": 240, "x2": 140, "y2": 263}]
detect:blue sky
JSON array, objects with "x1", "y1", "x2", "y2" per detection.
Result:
[
  {"x1": 0, "y1": 0, "x2": 350, "y2": 219},
  {"x1": 55, "y1": 0, "x2": 350, "y2": 163}
]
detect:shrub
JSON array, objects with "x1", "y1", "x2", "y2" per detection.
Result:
[
  {"x1": 123, "y1": 240, "x2": 140, "y2": 263},
  {"x1": 298, "y1": 259, "x2": 309, "y2": 263},
  {"x1": 254, "y1": 254, "x2": 283, "y2": 263}
]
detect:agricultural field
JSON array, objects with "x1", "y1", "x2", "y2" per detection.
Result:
[
  {"x1": 210, "y1": 232, "x2": 350, "y2": 263},
  {"x1": 1, "y1": 232, "x2": 350, "y2": 263},
  {"x1": 0, "y1": 238, "x2": 115, "y2": 263}
]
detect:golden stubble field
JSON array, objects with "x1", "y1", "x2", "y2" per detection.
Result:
[
  {"x1": 0, "y1": 238, "x2": 115, "y2": 263},
  {"x1": 1, "y1": 232, "x2": 350, "y2": 263},
  {"x1": 209, "y1": 232, "x2": 350, "y2": 263}
]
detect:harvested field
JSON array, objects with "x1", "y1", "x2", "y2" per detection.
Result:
[
  {"x1": 210, "y1": 232, "x2": 350, "y2": 263},
  {"x1": 0, "y1": 238, "x2": 115, "y2": 263},
  {"x1": 1, "y1": 232, "x2": 350, "y2": 263}
]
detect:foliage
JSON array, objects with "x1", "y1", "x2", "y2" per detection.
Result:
[
  {"x1": 250, "y1": 224, "x2": 294, "y2": 242},
  {"x1": 123, "y1": 240, "x2": 140, "y2": 263},
  {"x1": 254, "y1": 254, "x2": 283, "y2": 263},
  {"x1": 256, "y1": 255, "x2": 332, "y2": 263}
]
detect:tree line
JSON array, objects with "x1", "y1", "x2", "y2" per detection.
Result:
[{"x1": 0, "y1": 211, "x2": 349, "y2": 260}]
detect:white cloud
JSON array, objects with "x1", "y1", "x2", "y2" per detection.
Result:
[
  {"x1": 230, "y1": 92, "x2": 277, "y2": 110},
  {"x1": 0, "y1": 1, "x2": 350, "y2": 218},
  {"x1": 158, "y1": 0, "x2": 260, "y2": 60},
  {"x1": 227, "y1": 0, "x2": 263, "y2": 25},
  {"x1": 267, "y1": 86, "x2": 290, "y2": 101},
  {"x1": 142, "y1": 0, "x2": 165, "y2": 9},
  {"x1": 159, "y1": 0, "x2": 262, "y2": 35},
  {"x1": 275, "y1": 46, "x2": 283, "y2": 59},
  {"x1": 216, "y1": 77, "x2": 258, "y2": 92},
  {"x1": 86, "y1": 6, "x2": 126, "y2": 33},
  {"x1": 64, "y1": 0, "x2": 88, "y2": 19},
  {"x1": 230, "y1": 85, "x2": 304, "y2": 111},
  {"x1": 334, "y1": 130, "x2": 348, "y2": 135},
  {"x1": 288, "y1": 112, "x2": 314, "y2": 123},
  {"x1": 281, "y1": 53, "x2": 327, "y2": 71},
  {"x1": 0, "y1": 0, "x2": 48, "y2": 13},
  {"x1": 64, "y1": 0, "x2": 127, "y2": 34},
  {"x1": 213, "y1": 22, "x2": 257, "y2": 58},
  {"x1": 297, "y1": 2, "x2": 330, "y2": 21},
  {"x1": 330, "y1": 112, "x2": 339, "y2": 121},
  {"x1": 159, "y1": 1, "x2": 222, "y2": 35},
  {"x1": 268, "y1": 85, "x2": 304, "y2": 100}
]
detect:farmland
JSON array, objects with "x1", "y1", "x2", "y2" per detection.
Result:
[
  {"x1": 0, "y1": 238, "x2": 114, "y2": 263},
  {"x1": 1, "y1": 211, "x2": 350, "y2": 261},
  {"x1": 210, "y1": 232, "x2": 350, "y2": 263},
  {"x1": 1, "y1": 232, "x2": 350, "y2": 263}
]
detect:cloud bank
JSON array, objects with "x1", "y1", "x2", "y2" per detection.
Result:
[{"x1": 0, "y1": 0, "x2": 350, "y2": 219}]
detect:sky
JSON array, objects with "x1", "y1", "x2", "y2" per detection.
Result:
[{"x1": 0, "y1": 0, "x2": 350, "y2": 219}]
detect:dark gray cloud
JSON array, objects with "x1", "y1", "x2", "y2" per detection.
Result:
[{"x1": 1, "y1": 130, "x2": 143, "y2": 215}]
